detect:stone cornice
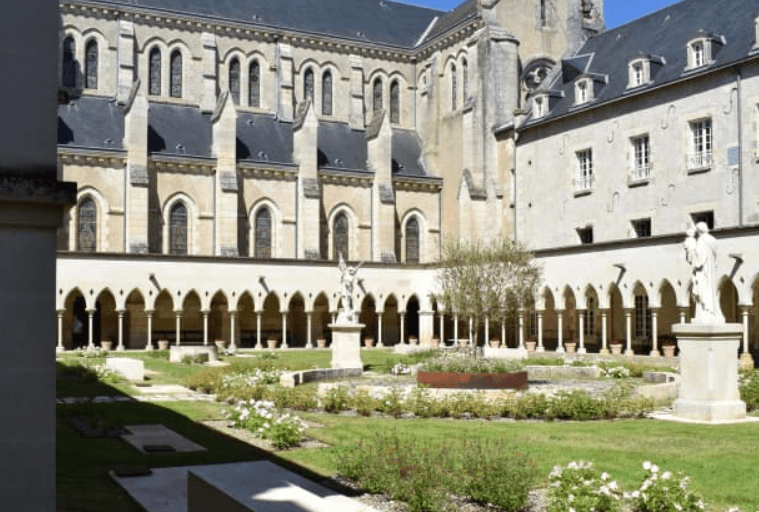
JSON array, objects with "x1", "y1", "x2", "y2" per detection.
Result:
[
  {"x1": 319, "y1": 169, "x2": 373, "y2": 187},
  {"x1": 394, "y1": 176, "x2": 443, "y2": 193},
  {"x1": 237, "y1": 164, "x2": 298, "y2": 182},
  {"x1": 58, "y1": 147, "x2": 127, "y2": 168},
  {"x1": 151, "y1": 155, "x2": 215, "y2": 175},
  {"x1": 415, "y1": 19, "x2": 483, "y2": 60}
]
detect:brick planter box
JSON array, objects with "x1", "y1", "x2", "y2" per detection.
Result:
[{"x1": 417, "y1": 371, "x2": 528, "y2": 390}]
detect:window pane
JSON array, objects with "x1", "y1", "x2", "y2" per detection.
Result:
[
  {"x1": 451, "y1": 64, "x2": 457, "y2": 110},
  {"x1": 229, "y1": 58, "x2": 240, "y2": 104},
  {"x1": 249, "y1": 61, "x2": 260, "y2": 107},
  {"x1": 255, "y1": 208, "x2": 272, "y2": 258},
  {"x1": 390, "y1": 80, "x2": 399, "y2": 124},
  {"x1": 170, "y1": 51, "x2": 182, "y2": 98},
  {"x1": 406, "y1": 217, "x2": 419, "y2": 263},
  {"x1": 62, "y1": 37, "x2": 76, "y2": 88},
  {"x1": 462, "y1": 59, "x2": 468, "y2": 101},
  {"x1": 373, "y1": 79, "x2": 382, "y2": 113},
  {"x1": 85, "y1": 40, "x2": 98, "y2": 89},
  {"x1": 149, "y1": 48, "x2": 161, "y2": 96},
  {"x1": 304, "y1": 68, "x2": 314, "y2": 102},
  {"x1": 77, "y1": 197, "x2": 97, "y2": 252},
  {"x1": 334, "y1": 213, "x2": 349, "y2": 260},
  {"x1": 322, "y1": 71, "x2": 332, "y2": 116},
  {"x1": 169, "y1": 203, "x2": 187, "y2": 255}
]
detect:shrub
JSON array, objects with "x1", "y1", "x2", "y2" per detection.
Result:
[
  {"x1": 549, "y1": 390, "x2": 608, "y2": 420},
  {"x1": 548, "y1": 461, "x2": 621, "y2": 512},
  {"x1": 628, "y1": 461, "x2": 706, "y2": 512},
  {"x1": 181, "y1": 353, "x2": 209, "y2": 365},
  {"x1": 421, "y1": 352, "x2": 522, "y2": 374},
  {"x1": 284, "y1": 385, "x2": 319, "y2": 411},
  {"x1": 352, "y1": 389, "x2": 381, "y2": 416},
  {"x1": 739, "y1": 369, "x2": 759, "y2": 411},
  {"x1": 227, "y1": 399, "x2": 306, "y2": 449},
  {"x1": 512, "y1": 393, "x2": 550, "y2": 419},
  {"x1": 323, "y1": 385, "x2": 351, "y2": 413},
  {"x1": 378, "y1": 388, "x2": 406, "y2": 418}
]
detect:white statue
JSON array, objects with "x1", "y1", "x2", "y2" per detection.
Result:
[
  {"x1": 337, "y1": 253, "x2": 362, "y2": 323},
  {"x1": 687, "y1": 222, "x2": 724, "y2": 324}
]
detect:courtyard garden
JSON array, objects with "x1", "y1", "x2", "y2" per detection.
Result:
[{"x1": 56, "y1": 348, "x2": 759, "y2": 512}]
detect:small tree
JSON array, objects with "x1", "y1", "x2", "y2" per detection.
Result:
[{"x1": 436, "y1": 238, "x2": 541, "y2": 347}]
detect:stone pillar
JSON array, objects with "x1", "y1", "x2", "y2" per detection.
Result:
[
  {"x1": 678, "y1": 307, "x2": 688, "y2": 324},
  {"x1": 229, "y1": 310, "x2": 237, "y2": 350},
  {"x1": 212, "y1": 91, "x2": 239, "y2": 256},
  {"x1": 56, "y1": 310, "x2": 65, "y2": 353},
  {"x1": 277, "y1": 42, "x2": 294, "y2": 122},
  {"x1": 453, "y1": 315, "x2": 459, "y2": 343},
  {"x1": 419, "y1": 310, "x2": 434, "y2": 346},
  {"x1": 600, "y1": 310, "x2": 609, "y2": 354},
  {"x1": 518, "y1": 311, "x2": 525, "y2": 349},
  {"x1": 174, "y1": 310, "x2": 182, "y2": 346},
  {"x1": 377, "y1": 312, "x2": 384, "y2": 347},
  {"x1": 281, "y1": 312, "x2": 288, "y2": 348},
  {"x1": 537, "y1": 311, "x2": 545, "y2": 352},
  {"x1": 468, "y1": 317, "x2": 473, "y2": 346},
  {"x1": 124, "y1": 94, "x2": 149, "y2": 254},
  {"x1": 86, "y1": 308, "x2": 96, "y2": 349},
  {"x1": 484, "y1": 317, "x2": 490, "y2": 345},
  {"x1": 556, "y1": 310, "x2": 564, "y2": 353},
  {"x1": 399, "y1": 312, "x2": 406, "y2": 344},
  {"x1": 306, "y1": 311, "x2": 314, "y2": 348},
  {"x1": 116, "y1": 309, "x2": 126, "y2": 351},
  {"x1": 739, "y1": 307, "x2": 755, "y2": 369},
  {"x1": 650, "y1": 309, "x2": 660, "y2": 357},
  {"x1": 368, "y1": 110, "x2": 396, "y2": 262},
  {"x1": 438, "y1": 314, "x2": 445, "y2": 345},
  {"x1": 116, "y1": 20, "x2": 136, "y2": 104},
  {"x1": 501, "y1": 320, "x2": 506, "y2": 348},
  {"x1": 577, "y1": 310, "x2": 586, "y2": 354},
  {"x1": 294, "y1": 99, "x2": 320, "y2": 259},
  {"x1": 202, "y1": 310, "x2": 209, "y2": 346},
  {"x1": 145, "y1": 310, "x2": 154, "y2": 350},
  {"x1": 349, "y1": 55, "x2": 365, "y2": 129},
  {"x1": 256, "y1": 312, "x2": 262, "y2": 349},
  {"x1": 625, "y1": 309, "x2": 633, "y2": 355},
  {"x1": 200, "y1": 33, "x2": 218, "y2": 113}
]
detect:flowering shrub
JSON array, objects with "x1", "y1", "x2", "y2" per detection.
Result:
[
  {"x1": 421, "y1": 352, "x2": 522, "y2": 374},
  {"x1": 227, "y1": 400, "x2": 306, "y2": 449},
  {"x1": 601, "y1": 365, "x2": 631, "y2": 379},
  {"x1": 547, "y1": 461, "x2": 621, "y2": 512},
  {"x1": 628, "y1": 461, "x2": 706, "y2": 512},
  {"x1": 739, "y1": 369, "x2": 759, "y2": 411},
  {"x1": 391, "y1": 363, "x2": 411, "y2": 375},
  {"x1": 73, "y1": 347, "x2": 108, "y2": 358}
]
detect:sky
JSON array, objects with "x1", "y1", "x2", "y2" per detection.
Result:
[{"x1": 408, "y1": 0, "x2": 682, "y2": 29}]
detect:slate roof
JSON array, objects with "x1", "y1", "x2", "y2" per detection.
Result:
[
  {"x1": 237, "y1": 113, "x2": 294, "y2": 165},
  {"x1": 422, "y1": 0, "x2": 477, "y2": 43},
  {"x1": 148, "y1": 103, "x2": 212, "y2": 158},
  {"x1": 318, "y1": 122, "x2": 368, "y2": 172},
  {"x1": 528, "y1": 0, "x2": 759, "y2": 124},
  {"x1": 392, "y1": 128, "x2": 427, "y2": 177},
  {"x1": 89, "y1": 0, "x2": 447, "y2": 48},
  {"x1": 57, "y1": 96, "x2": 124, "y2": 151}
]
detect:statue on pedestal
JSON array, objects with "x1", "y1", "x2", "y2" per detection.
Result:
[
  {"x1": 685, "y1": 222, "x2": 723, "y2": 324},
  {"x1": 337, "y1": 253, "x2": 362, "y2": 324}
]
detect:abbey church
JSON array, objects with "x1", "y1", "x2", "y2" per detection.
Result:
[{"x1": 55, "y1": 0, "x2": 759, "y2": 365}]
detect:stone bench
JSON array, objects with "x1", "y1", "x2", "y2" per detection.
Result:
[{"x1": 169, "y1": 345, "x2": 219, "y2": 363}]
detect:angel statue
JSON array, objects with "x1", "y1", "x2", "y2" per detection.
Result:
[{"x1": 337, "y1": 253, "x2": 363, "y2": 323}]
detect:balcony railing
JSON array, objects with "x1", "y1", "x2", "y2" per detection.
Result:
[
  {"x1": 574, "y1": 174, "x2": 594, "y2": 193},
  {"x1": 687, "y1": 152, "x2": 712, "y2": 171},
  {"x1": 630, "y1": 165, "x2": 651, "y2": 181}
]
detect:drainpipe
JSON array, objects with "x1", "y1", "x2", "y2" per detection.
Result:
[{"x1": 735, "y1": 66, "x2": 744, "y2": 227}]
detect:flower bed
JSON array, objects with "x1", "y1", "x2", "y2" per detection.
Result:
[{"x1": 417, "y1": 370, "x2": 528, "y2": 390}]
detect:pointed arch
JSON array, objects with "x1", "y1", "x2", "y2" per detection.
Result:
[
  {"x1": 461, "y1": 57, "x2": 468, "y2": 102},
  {"x1": 304, "y1": 67, "x2": 314, "y2": 102},
  {"x1": 62, "y1": 36, "x2": 77, "y2": 88},
  {"x1": 390, "y1": 79, "x2": 400, "y2": 124},
  {"x1": 373, "y1": 77, "x2": 383, "y2": 113},
  {"x1": 84, "y1": 38, "x2": 98, "y2": 89},
  {"x1": 403, "y1": 214, "x2": 421, "y2": 264},
  {"x1": 450, "y1": 62, "x2": 457, "y2": 110},
  {"x1": 249, "y1": 59, "x2": 260, "y2": 108},
  {"x1": 163, "y1": 192, "x2": 197, "y2": 255},
  {"x1": 322, "y1": 70, "x2": 333, "y2": 116},
  {"x1": 169, "y1": 49, "x2": 182, "y2": 98},
  {"x1": 76, "y1": 195, "x2": 97, "y2": 252},
  {"x1": 229, "y1": 57, "x2": 241, "y2": 104},
  {"x1": 149, "y1": 46, "x2": 161, "y2": 95}
]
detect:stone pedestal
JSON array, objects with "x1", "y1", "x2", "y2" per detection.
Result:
[
  {"x1": 329, "y1": 322, "x2": 364, "y2": 370},
  {"x1": 672, "y1": 323, "x2": 746, "y2": 422}
]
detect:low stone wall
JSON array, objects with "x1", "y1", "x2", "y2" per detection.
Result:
[
  {"x1": 169, "y1": 345, "x2": 219, "y2": 363},
  {"x1": 525, "y1": 365, "x2": 602, "y2": 379},
  {"x1": 634, "y1": 371, "x2": 679, "y2": 402},
  {"x1": 280, "y1": 367, "x2": 363, "y2": 387}
]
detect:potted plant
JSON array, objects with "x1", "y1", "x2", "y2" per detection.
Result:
[
  {"x1": 610, "y1": 341, "x2": 623, "y2": 355},
  {"x1": 430, "y1": 336, "x2": 439, "y2": 349},
  {"x1": 458, "y1": 338, "x2": 468, "y2": 348},
  {"x1": 489, "y1": 338, "x2": 500, "y2": 348},
  {"x1": 364, "y1": 336, "x2": 374, "y2": 348},
  {"x1": 214, "y1": 339, "x2": 226, "y2": 350},
  {"x1": 525, "y1": 339, "x2": 537, "y2": 352},
  {"x1": 659, "y1": 334, "x2": 677, "y2": 358},
  {"x1": 564, "y1": 340, "x2": 577, "y2": 353},
  {"x1": 100, "y1": 339, "x2": 112, "y2": 351},
  {"x1": 408, "y1": 335, "x2": 418, "y2": 345},
  {"x1": 267, "y1": 336, "x2": 277, "y2": 350},
  {"x1": 157, "y1": 339, "x2": 169, "y2": 351}
]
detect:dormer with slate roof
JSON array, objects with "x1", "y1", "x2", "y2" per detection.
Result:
[
  {"x1": 572, "y1": 73, "x2": 606, "y2": 106},
  {"x1": 684, "y1": 31, "x2": 725, "y2": 72},
  {"x1": 626, "y1": 53, "x2": 665, "y2": 89}
]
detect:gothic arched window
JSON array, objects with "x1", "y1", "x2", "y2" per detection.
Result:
[
  {"x1": 249, "y1": 60, "x2": 260, "y2": 107},
  {"x1": 77, "y1": 197, "x2": 97, "y2": 252},
  {"x1": 169, "y1": 202, "x2": 188, "y2": 255},
  {"x1": 149, "y1": 47, "x2": 161, "y2": 96},
  {"x1": 390, "y1": 80, "x2": 400, "y2": 124},
  {"x1": 304, "y1": 67, "x2": 314, "y2": 103},
  {"x1": 451, "y1": 63, "x2": 457, "y2": 110},
  {"x1": 333, "y1": 212, "x2": 349, "y2": 260},
  {"x1": 254, "y1": 208, "x2": 272, "y2": 258},
  {"x1": 373, "y1": 78, "x2": 382, "y2": 113},
  {"x1": 62, "y1": 37, "x2": 76, "y2": 88},
  {"x1": 85, "y1": 39, "x2": 98, "y2": 89},
  {"x1": 406, "y1": 217, "x2": 420, "y2": 263},
  {"x1": 462, "y1": 58, "x2": 468, "y2": 102},
  {"x1": 322, "y1": 71, "x2": 332, "y2": 116},
  {"x1": 170, "y1": 50, "x2": 182, "y2": 98},
  {"x1": 229, "y1": 57, "x2": 240, "y2": 104}
]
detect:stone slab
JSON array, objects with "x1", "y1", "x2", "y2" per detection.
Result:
[
  {"x1": 650, "y1": 412, "x2": 759, "y2": 425},
  {"x1": 330, "y1": 322, "x2": 364, "y2": 369},
  {"x1": 120, "y1": 424, "x2": 206, "y2": 454},
  {"x1": 483, "y1": 347, "x2": 529, "y2": 360},
  {"x1": 280, "y1": 368, "x2": 362, "y2": 387},
  {"x1": 169, "y1": 345, "x2": 218, "y2": 363},
  {"x1": 106, "y1": 357, "x2": 145, "y2": 381},
  {"x1": 111, "y1": 461, "x2": 381, "y2": 512},
  {"x1": 393, "y1": 344, "x2": 431, "y2": 355}
]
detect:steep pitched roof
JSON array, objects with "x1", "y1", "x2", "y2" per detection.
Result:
[
  {"x1": 148, "y1": 103, "x2": 212, "y2": 158},
  {"x1": 318, "y1": 122, "x2": 367, "y2": 172},
  {"x1": 528, "y1": 0, "x2": 759, "y2": 124},
  {"x1": 88, "y1": 0, "x2": 445, "y2": 48},
  {"x1": 421, "y1": 0, "x2": 477, "y2": 44},
  {"x1": 57, "y1": 96, "x2": 124, "y2": 151},
  {"x1": 392, "y1": 128, "x2": 427, "y2": 177},
  {"x1": 237, "y1": 113, "x2": 294, "y2": 165}
]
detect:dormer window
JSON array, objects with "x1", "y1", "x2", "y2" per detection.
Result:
[
  {"x1": 575, "y1": 79, "x2": 591, "y2": 105},
  {"x1": 692, "y1": 41, "x2": 705, "y2": 67},
  {"x1": 685, "y1": 35, "x2": 723, "y2": 71},
  {"x1": 628, "y1": 59, "x2": 649, "y2": 88}
]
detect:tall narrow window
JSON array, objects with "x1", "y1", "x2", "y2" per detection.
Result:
[
  {"x1": 229, "y1": 57, "x2": 240, "y2": 104},
  {"x1": 170, "y1": 50, "x2": 182, "y2": 98},
  {"x1": 62, "y1": 37, "x2": 76, "y2": 88},
  {"x1": 583, "y1": 297, "x2": 595, "y2": 336},
  {"x1": 405, "y1": 217, "x2": 420, "y2": 263},
  {"x1": 632, "y1": 135, "x2": 650, "y2": 180},
  {"x1": 333, "y1": 212, "x2": 349, "y2": 260},
  {"x1": 254, "y1": 208, "x2": 272, "y2": 258},
  {"x1": 322, "y1": 71, "x2": 332, "y2": 116},
  {"x1": 634, "y1": 293, "x2": 652, "y2": 339},
  {"x1": 169, "y1": 202, "x2": 188, "y2": 255},
  {"x1": 390, "y1": 80, "x2": 400, "y2": 123},
  {"x1": 462, "y1": 58, "x2": 468, "y2": 102},
  {"x1": 576, "y1": 149, "x2": 593, "y2": 191},
  {"x1": 77, "y1": 197, "x2": 97, "y2": 252},
  {"x1": 304, "y1": 68, "x2": 314, "y2": 103},
  {"x1": 85, "y1": 39, "x2": 98, "y2": 89},
  {"x1": 149, "y1": 47, "x2": 161, "y2": 96},
  {"x1": 691, "y1": 41, "x2": 705, "y2": 67},
  {"x1": 373, "y1": 78, "x2": 383, "y2": 113},
  {"x1": 451, "y1": 64, "x2": 457, "y2": 110},
  {"x1": 689, "y1": 118, "x2": 712, "y2": 170},
  {"x1": 540, "y1": 0, "x2": 547, "y2": 26},
  {"x1": 249, "y1": 60, "x2": 260, "y2": 107}
]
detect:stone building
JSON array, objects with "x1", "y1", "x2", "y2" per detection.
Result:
[{"x1": 55, "y1": 0, "x2": 758, "y2": 365}]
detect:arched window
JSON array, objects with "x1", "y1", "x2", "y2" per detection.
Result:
[
  {"x1": 333, "y1": 212, "x2": 349, "y2": 260},
  {"x1": 85, "y1": 39, "x2": 98, "y2": 89},
  {"x1": 322, "y1": 71, "x2": 332, "y2": 116},
  {"x1": 405, "y1": 217, "x2": 420, "y2": 263},
  {"x1": 170, "y1": 50, "x2": 182, "y2": 98},
  {"x1": 229, "y1": 57, "x2": 240, "y2": 104},
  {"x1": 169, "y1": 202, "x2": 188, "y2": 255},
  {"x1": 451, "y1": 63, "x2": 457, "y2": 110},
  {"x1": 254, "y1": 208, "x2": 272, "y2": 258},
  {"x1": 249, "y1": 60, "x2": 260, "y2": 107},
  {"x1": 304, "y1": 67, "x2": 314, "y2": 103},
  {"x1": 390, "y1": 80, "x2": 400, "y2": 124},
  {"x1": 462, "y1": 58, "x2": 468, "y2": 102},
  {"x1": 62, "y1": 37, "x2": 76, "y2": 88},
  {"x1": 77, "y1": 197, "x2": 97, "y2": 252},
  {"x1": 149, "y1": 47, "x2": 161, "y2": 96},
  {"x1": 373, "y1": 78, "x2": 383, "y2": 113}
]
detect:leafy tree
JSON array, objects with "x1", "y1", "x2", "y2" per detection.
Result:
[{"x1": 436, "y1": 238, "x2": 541, "y2": 346}]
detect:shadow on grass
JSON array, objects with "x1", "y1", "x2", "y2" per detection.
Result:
[{"x1": 56, "y1": 363, "x2": 359, "y2": 512}]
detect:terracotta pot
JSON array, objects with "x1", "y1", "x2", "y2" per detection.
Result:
[
  {"x1": 317, "y1": 338, "x2": 327, "y2": 349},
  {"x1": 430, "y1": 338, "x2": 439, "y2": 348},
  {"x1": 157, "y1": 340, "x2": 169, "y2": 351},
  {"x1": 525, "y1": 340, "x2": 537, "y2": 352},
  {"x1": 100, "y1": 340, "x2": 112, "y2": 351},
  {"x1": 364, "y1": 337, "x2": 374, "y2": 348},
  {"x1": 409, "y1": 336, "x2": 418, "y2": 345},
  {"x1": 663, "y1": 345, "x2": 676, "y2": 358},
  {"x1": 564, "y1": 342, "x2": 577, "y2": 353},
  {"x1": 267, "y1": 339, "x2": 277, "y2": 349},
  {"x1": 610, "y1": 343, "x2": 623, "y2": 355},
  {"x1": 489, "y1": 340, "x2": 500, "y2": 348},
  {"x1": 214, "y1": 340, "x2": 226, "y2": 350},
  {"x1": 459, "y1": 339, "x2": 468, "y2": 348}
]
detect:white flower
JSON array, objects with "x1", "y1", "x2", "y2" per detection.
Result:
[
  {"x1": 550, "y1": 465, "x2": 563, "y2": 478},
  {"x1": 568, "y1": 461, "x2": 578, "y2": 469},
  {"x1": 631, "y1": 491, "x2": 640, "y2": 499},
  {"x1": 643, "y1": 461, "x2": 652, "y2": 470},
  {"x1": 601, "y1": 472, "x2": 609, "y2": 481},
  {"x1": 674, "y1": 503, "x2": 682, "y2": 511},
  {"x1": 568, "y1": 494, "x2": 574, "y2": 503},
  {"x1": 600, "y1": 486, "x2": 610, "y2": 495},
  {"x1": 651, "y1": 464, "x2": 660, "y2": 473},
  {"x1": 662, "y1": 471, "x2": 672, "y2": 480},
  {"x1": 608, "y1": 481, "x2": 618, "y2": 490}
]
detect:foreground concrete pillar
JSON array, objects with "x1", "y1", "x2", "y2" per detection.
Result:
[
  {"x1": 672, "y1": 323, "x2": 746, "y2": 421},
  {"x1": 537, "y1": 311, "x2": 544, "y2": 352},
  {"x1": 625, "y1": 309, "x2": 633, "y2": 355},
  {"x1": 650, "y1": 309, "x2": 660, "y2": 357},
  {"x1": 556, "y1": 310, "x2": 564, "y2": 353},
  {"x1": 56, "y1": 310, "x2": 65, "y2": 353},
  {"x1": 116, "y1": 309, "x2": 126, "y2": 351},
  {"x1": 600, "y1": 309, "x2": 609, "y2": 354},
  {"x1": 145, "y1": 309, "x2": 154, "y2": 350}
]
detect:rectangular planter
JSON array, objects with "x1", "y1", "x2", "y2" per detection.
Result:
[{"x1": 417, "y1": 371, "x2": 528, "y2": 390}]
